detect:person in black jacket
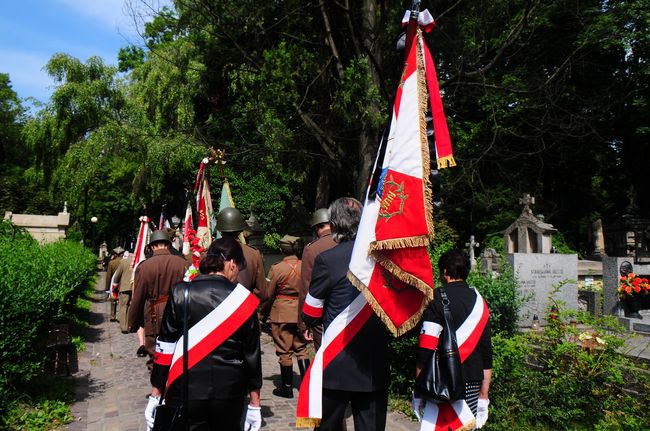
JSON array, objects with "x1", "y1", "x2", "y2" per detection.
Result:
[
  {"x1": 146, "y1": 237, "x2": 262, "y2": 431},
  {"x1": 413, "y1": 249, "x2": 493, "y2": 429},
  {"x1": 302, "y1": 197, "x2": 391, "y2": 431}
]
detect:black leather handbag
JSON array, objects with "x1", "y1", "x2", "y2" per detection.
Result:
[
  {"x1": 153, "y1": 283, "x2": 190, "y2": 431},
  {"x1": 415, "y1": 288, "x2": 465, "y2": 402}
]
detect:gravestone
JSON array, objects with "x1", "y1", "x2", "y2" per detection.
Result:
[
  {"x1": 603, "y1": 257, "x2": 650, "y2": 327},
  {"x1": 4, "y1": 205, "x2": 70, "y2": 244},
  {"x1": 465, "y1": 235, "x2": 480, "y2": 270},
  {"x1": 508, "y1": 253, "x2": 579, "y2": 326},
  {"x1": 503, "y1": 193, "x2": 557, "y2": 253}
]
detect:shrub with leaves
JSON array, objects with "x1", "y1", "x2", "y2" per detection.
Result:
[{"x1": 0, "y1": 227, "x2": 95, "y2": 421}]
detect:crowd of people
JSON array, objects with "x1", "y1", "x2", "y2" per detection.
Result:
[{"x1": 103, "y1": 198, "x2": 492, "y2": 431}]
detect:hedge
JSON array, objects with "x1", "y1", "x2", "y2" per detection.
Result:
[{"x1": 0, "y1": 222, "x2": 96, "y2": 414}]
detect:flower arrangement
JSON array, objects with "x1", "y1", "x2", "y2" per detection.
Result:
[
  {"x1": 618, "y1": 272, "x2": 650, "y2": 299},
  {"x1": 183, "y1": 228, "x2": 205, "y2": 281}
]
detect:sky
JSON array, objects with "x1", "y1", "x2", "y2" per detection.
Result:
[{"x1": 0, "y1": 0, "x2": 169, "y2": 109}]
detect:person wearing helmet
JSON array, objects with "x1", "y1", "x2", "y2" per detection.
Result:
[
  {"x1": 128, "y1": 230, "x2": 189, "y2": 359},
  {"x1": 298, "y1": 208, "x2": 336, "y2": 351},
  {"x1": 216, "y1": 207, "x2": 267, "y2": 297}
]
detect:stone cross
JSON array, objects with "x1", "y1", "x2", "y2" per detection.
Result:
[
  {"x1": 465, "y1": 234, "x2": 480, "y2": 269},
  {"x1": 520, "y1": 193, "x2": 535, "y2": 215}
]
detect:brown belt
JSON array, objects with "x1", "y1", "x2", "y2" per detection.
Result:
[{"x1": 277, "y1": 294, "x2": 298, "y2": 300}]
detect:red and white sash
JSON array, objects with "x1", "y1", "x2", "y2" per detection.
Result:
[
  {"x1": 296, "y1": 293, "x2": 374, "y2": 427},
  {"x1": 420, "y1": 289, "x2": 489, "y2": 431},
  {"x1": 153, "y1": 283, "x2": 259, "y2": 390}
]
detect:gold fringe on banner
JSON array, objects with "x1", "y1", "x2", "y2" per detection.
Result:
[
  {"x1": 368, "y1": 236, "x2": 429, "y2": 251},
  {"x1": 457, "y1": 419, "x2": 477, "y2": 431},
  {"x1": 348, "y1": 271, "x2": 428, "y2": 336},
  {"x1": 416, "y1": 28, "x2": 436, "y2": 243},
  {"x1": 437, "y1": 155, "x2": 457, "y2": 169},
  {"x1": 296, "y1": 417, "x2": 321, "y2": 428}
]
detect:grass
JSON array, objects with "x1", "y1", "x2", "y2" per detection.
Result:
[{"x1": 3, "y1": 376, "x2": 75, "y2": 431}]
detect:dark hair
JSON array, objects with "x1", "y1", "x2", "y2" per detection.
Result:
[
  {"x1": 329, "y1": 197, "x2": 363, "y2": 243},
  {"x1": 438, "y1": 249, "x2": 470, "y2": 280},
  {"x1": 199, "y1": 237, "x2": 247, "y2": 274}
]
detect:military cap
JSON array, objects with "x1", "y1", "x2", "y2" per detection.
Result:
[
  {"x1": 279, "y1": 235, "x2": 301, "y2": 253},
  {"x1": 112, "y1": 246, "x2": 125, "y2": 255}
]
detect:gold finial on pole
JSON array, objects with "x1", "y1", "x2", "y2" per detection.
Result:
[{"x1": 213, "y1": 148, "x2": 226, "y2": 180}]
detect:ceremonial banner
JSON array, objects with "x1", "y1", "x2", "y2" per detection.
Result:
[
  {"x1": 214, "y1": 179, "x2": 245, "y2": 243},
  {"x1": 420, "y1": 291, "x2": 490, "y2": 431},
  {"x1": 194, "y1": 158, "x2": 214, "y2": 249},
  {"x1": 131, "y1": 215, "x2": 151, "y2": 270},
  {"x1": 349, "y1": 9, "x2": 455, "y2": 335},
  {"x1": 182, "y1": 202, "x2": 193, "y2": 256}
]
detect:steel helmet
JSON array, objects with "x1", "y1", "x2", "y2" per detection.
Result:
[
  {"x1": 216, "y1": 207, "x2": 248, "y2": 233},
  {"x1": 310, "y1": 208, "x2": 330, "y2": 228},
  {"x1": 148, "y1": 230, "x2": 171, "y2": 246}
]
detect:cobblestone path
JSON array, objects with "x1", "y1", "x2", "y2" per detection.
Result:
[{"x1": 69, "y1": 273, "x2": 418, "y2": 431}]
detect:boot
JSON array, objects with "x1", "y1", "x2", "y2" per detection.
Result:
[
  {"x1": 273, "y1": 365, "x2": 294, "y2": 398},
  {"x1": 297, "y1": 359, "x2": 311, "y2": 379}
]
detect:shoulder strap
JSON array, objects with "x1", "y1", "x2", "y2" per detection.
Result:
[
  {"x1": 439, "y1": 288, "x2": 457, "y2": 337},
  {"x1": 182, "y1": 283, "x2": 190, "y2": 423}
]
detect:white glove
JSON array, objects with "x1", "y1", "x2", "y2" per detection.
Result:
[
  {"x1": 411, "y1": 393, "x2": 425, "y2": 422},
  {"x1": 144, "y1": 395, "x2": 159, "y2": 430},
  {"x1": 244, "y1": 404, "x2": 262, "y2": 431},
  {"x1": 475, "y1": 398, "x2": 489, "y2": 429}
]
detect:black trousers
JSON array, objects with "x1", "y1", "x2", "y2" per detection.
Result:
[
  {"x1": 180, "y1": 397, "x2": 244, "y2": 430},
  {"x1": 319, "y1": 388, "x2": 388, "y2": 431}
]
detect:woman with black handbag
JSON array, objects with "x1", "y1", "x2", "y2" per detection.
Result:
[
  {"x1": 413, "y1": 249, "x2": 493, "y2": 430},
  {"x1": 145, "y1": 237, "x2": 263, "y2": 431}
]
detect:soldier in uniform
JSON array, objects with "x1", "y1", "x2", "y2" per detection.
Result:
[
  {"x1": 261, "y1": 235, "x2": 309, "y2": 399},
  {"x1": 110, "y1": 251, "x2": 134, "y2": 333},
  {"x1": 216, "y1": 207, "x2": 267, "y2": 296},
  {"x1": 128, "y1": 230, "x2": 188, "y2": 358},
  {"x1": 299, "y1": 208, "x2": 337, "y2": 351},
  {"x1": 106, "y1": 247, "x2": 124, "y2": 322}
]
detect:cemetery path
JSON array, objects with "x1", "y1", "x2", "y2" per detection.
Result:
[{"x1": 68, "y1": 272, "x2": 418, "y2": 431}]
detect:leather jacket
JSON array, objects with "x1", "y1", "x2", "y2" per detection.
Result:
[{"x1": 151, "y1": 274, "x2": 262, "y2": 401}]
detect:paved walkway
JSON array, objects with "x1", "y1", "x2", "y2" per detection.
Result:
[{"x1": 69, "y1": 273, "x2": 418, "y2": 431}]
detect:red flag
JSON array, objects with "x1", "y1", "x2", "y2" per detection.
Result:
[
  {"x1": 348, "y1": 9, "x2": 454, "y2": 336},
  {"x1": 182, "y1": 202, "x2": 193, "y2": 256},
  {"x1": 194, "y1": 158, "x2": 214, "y2": 249},
  {"x1": 132, "y1": 215, "x2": 151, "y2": 270}
]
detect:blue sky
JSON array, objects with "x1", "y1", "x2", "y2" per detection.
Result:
[{"x1": 1, "y1": 0, "x2": 169, "y2": 108}]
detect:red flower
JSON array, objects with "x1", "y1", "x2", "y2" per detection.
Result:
[
  {"x1": 626, "y1": 286, "x2": 632, "y2": 294},
  {"x1": 634, "y1": 285, "x2": 641, "y2": 293}
]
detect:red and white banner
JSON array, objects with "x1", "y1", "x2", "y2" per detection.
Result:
[
  {"x1": 296, "y1": 293, "x2": 373, "y2": 427},
  {"x1": 420, "y1": 290, "x2": 490, "y2": 431},
  {"x1": 194, "y1": 158, "x2": 214, "y2": 250},
  {"x1": 182, "y1": 202, "x2": 193, "y2": 256},
  {"x1": 161, "y1": 284, "x2": 259, "y2": 390},
  {"x1": 349, "y1": 9, "x2": 451, "y2": 336},
  {"x1": 131, "y1": 215, "x2": 151, "y2": 270}
]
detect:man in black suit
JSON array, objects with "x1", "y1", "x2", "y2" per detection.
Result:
[{"x1": 302, "y1": 197, "x2": 390, "y2": 431}]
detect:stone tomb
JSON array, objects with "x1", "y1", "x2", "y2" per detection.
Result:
[
  {"x1": 508, "y1": 253, "x2": 579, "y2": 326},
  {"x1": 4, "y1": 210, "x2": 70, "y2": 244},
  {"x1": 603, "y1": 256, "x2": 650, "y2": 332}
]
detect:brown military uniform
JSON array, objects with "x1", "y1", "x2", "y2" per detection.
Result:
[
  {"x1": 262, "y1": 255, "x2": 309, "y2": 366},
  {"x1": 106, "y1": 257, "x2": 121, "y2": 320},
  {"x1": 111, "y1": 254, "x2": 134, "y2": 333},
  {"x1": 238, "y1": 243, "x2": 267, "y2": 295},
  {"x1": 299, "y1": 231, "x2": 337, "y2": 350},
  {"x1": 127, "y1": 249, "x2": 188, "y2": 355}
]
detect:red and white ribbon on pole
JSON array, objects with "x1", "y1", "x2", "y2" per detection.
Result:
[{"x1": 296, "y1": 293, "x2": 374, "y2": 427}]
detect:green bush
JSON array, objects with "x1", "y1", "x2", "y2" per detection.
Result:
[
  {"x1": 488, "y1": 311, "x2": 650, "y2": 430},
  {"x1": 0, "y1": 226, "x2": 96, "y2": 421}
]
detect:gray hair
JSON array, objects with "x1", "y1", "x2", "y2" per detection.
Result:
[{"x1": 329, "y1": 197, "x2": 363, "y2": 243}]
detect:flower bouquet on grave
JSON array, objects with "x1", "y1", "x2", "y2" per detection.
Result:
[{"x1": 618, "y1": 273, "x2": 649, "y2": 319}]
